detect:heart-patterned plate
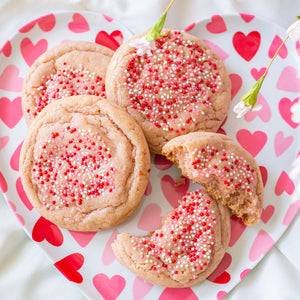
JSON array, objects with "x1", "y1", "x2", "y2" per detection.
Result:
[{"x1": 0, "y1": 12, "x2": 300, "y2": 299}]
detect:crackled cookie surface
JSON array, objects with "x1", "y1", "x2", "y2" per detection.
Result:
[
  {"x1": 162, "y1": 132, "x2": 264, "y2": 225},
  {"x1": 22, "y1": 41, "x2": 113, "y2": 125},
  {"x1": 19, "y1": 95, "x2": 150, "y2": 231},
  {"x1": 106, "y1": 29, "x2": 231, "y2": 153},
  {"x1": 112, "y1": 189, "x2": 230, "y2": 287}
]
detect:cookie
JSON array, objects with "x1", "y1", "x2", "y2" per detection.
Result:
[
  {"x1": 22, "y1": 41, "x2": 114, "y2": 126},
  {"x1": 162, "y1": 132, "x2": 264, "y2": 225},
  {"x1": 105, "y1": 29, "x2": 231, "y2": 153},
  {"x1": 112, "y1": 189, "x2": 230, "y2": 288},
  {"x1": 19, "y1": 95, "x2": 151, "y2": 231}
]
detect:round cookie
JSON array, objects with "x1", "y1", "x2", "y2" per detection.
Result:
[
  {"x1": 162, "y1": 132, "x2": 264, "y2": 225},
  {"x1": 105, "y1": 29, "x2": 231, "y2": 154},
  {"x1": 112, "y1": 189, "x2": 230, "y2": 288},
  {"x1": 19, "y1": 95, "x2": 151, "y2": 231},
  {"x1": 22, "y1": 41, "x2": 114, "y2": 126}
]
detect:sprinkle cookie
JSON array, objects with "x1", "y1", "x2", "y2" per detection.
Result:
[
  {"x1": 19, "y1": 95, "x2": 151, "y2": 231},
  {"x1": 162, "y1": 132, "x2": 264, "y2": 225},
  {"x1": 112, "y1": 189, "x2": 230, "y2": 287},
  {"x1": 105, "y1": 29, "x2": 231, "y2": 153},
  {"x1": 22, "y1": 41, "x2": 114, "y2": 126}
]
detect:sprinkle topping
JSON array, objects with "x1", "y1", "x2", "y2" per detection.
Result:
[
  {"x1": 124, "y1": 31, "x2": 222, "y2": 132},
  {"x1": 131, "y1": 190, "x2": 216, "y2": 278},
  {"x1": 31, "y1": 126, "x2": 115, "y2": 210},
  {"x1": 28, "y1": 63, "x2": 106, "y2": 119},
  {"x1": 191, "y1": 146, "x2": 257, "y2": 195}
]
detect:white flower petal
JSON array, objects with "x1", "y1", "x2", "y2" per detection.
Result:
[
  {"x1": 252, "y1": 104, "x2": 262, "y2": 111},
  {"x1": 287, "y1": 20, "x2": 300, "y2": 42}
]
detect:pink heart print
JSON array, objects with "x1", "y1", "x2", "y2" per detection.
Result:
[
  {"x1": 103, "y1": 14, "x2": 114, "y2": 22},
  {"x1": 0, "y1": 171, "x2": 8, "y2": 193},
  {"x1": 283, "y1": 200, "x2": 300, "y2": 226},
  {"x1": 274, "y1": 131, "x2": 293, "y2": 157},
  {"x1": 32, "y1": 216, "x2": 64, "y2": 246},
  {"x1": 21, "y1": 38, "x2": 48, "y2": 66},
  {"x1": 18, "y1": 13, "x2": 56, "y2": 33},
  {"x1": 244, "y1": 93, "x2": 271, "y2": 123},
  {"x1": 233, "y1": 31, "x2": 261, "y2": 61},
  {"x1": 54, "y1": 253, "x2": 84, "y2": 283},
  {"x1": 102, "y1": 229, "x2": 120, "y2": 266},
  {"x1": 249, "y1": 229, "x2": 274, "y2": 261},
  {"x1": 133, "y1": 277, "x2": 153, "y2": 300},
  {"x1": 279, "y1": 97, "x2": 300, "y2": 128},
  {"x1": 154, "y1": 154, "x2": 173, "y2": 170},
  {"x1": 0, "y1": 40, "x2": 12, "y2": 57},
  {"x1": 144, "y1": 180, "x2": 152, "y2": 196},
  {"x1": 0, "y1": 136, "x2": 9, "y2": 151},
  {"x1": 261, "y1": 205, "x2": 275, "y2": 224},
  {"x1": 0, "y1": 97, "x2": 23, "y2": 128},
  {"x1": 93, "y1": 274, "x2": 126, "y2": 300},
  {"x1": 229, "y1": 73, "x2": 242, "y2": 100},
  {"x1": 250, "y1": 67, "x2": 266, "y2": 81},
  {"x1": 206, "y1": 15, "x2": 227, "y2": 34},
  {"x1": 203, "y1": 40, "x2": 229, "y2": 61},
  {"x1": 158, "y1": 287, "x2": 198, "y2": 300},
  {"x1": 95, "y1": 30, "x2": 123, "y2": 51},
  {"x1": 183, "y1": 22, "x2": 196, "y2": 32},
  {"x1": 217, "y1": 291, "x2": 228, "y2": 300},
  {"x1": 268, "y1": 35, "x2": 287, "y2": 59},
  {"x1": 236, "y1": 129, "x2": 267, "y2": 157},
  {"x1": 138, "y1": 203, "x2": 163, "y2": 231},
  {"x1": 10, "y1": 141, "x2": 23, "y2": 171},
  {"x1": 229, "y1": 215, "x2": 247, "y2": 247},
  {"x1": 68, "y1": 13, "x2": 90, "y2": 33},
  {"x1": 16, "y1": 177, "x2": 33, "y2": 210},
  {"x1": 7, "y1": 200, "x2": 25, "y2": 226},
  {"x1": 161, "y1": 175, "x2": 190, "y2": 208},
  {"x1": 239, "y1": 13, "x2": 255, "y2": 23},
  {"x1": 275, "y1": 171, "x2": 295, "y2": 196},
  {"x1": 207, "y1": 252, "x2": 232, "y2": 284},
  {"x1": 69, "y1": 230, "x2": 96, "y2": 248},
  {"x1": 296, "y1": 41, "x2": 300, "y2": 57},
  {"x1": 276, "y1": 66, "x2": 300, "y2": 92},
  {"x1": 0, "y1": 65, "x2": 23, "y2": 92},
  {"x1": 240, "y1": 268, "x2": 251, "y2": 280}
]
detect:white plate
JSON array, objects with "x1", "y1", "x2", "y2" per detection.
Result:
[{"x1": 0, "y1": 11, "x2": 300, "y2": 300}]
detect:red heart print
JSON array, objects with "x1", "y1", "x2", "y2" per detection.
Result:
[
  {"x1": 283, "y1": 200, "x2": 300, "y2": 226},
  {"x1": 0, "y1": 40, "x2": 12, "y2": 57},
  {"x1": 275, "y1": 171, "x2": 295, "y2": 196},
  {"x1": 161, "y1": 175, "x2": 190, "y2": 208},
  {"x1": 102, "y1": 229, "x2": 120, "y2": 266},
  {"x1": 19, "y1": 14, "x2": 56, "y2": 33},
  {"x1": 138, "y1": 203, "x2": 163, "y2": 231},
  {"x1": 0, "y1": 136, "x2": 9, "y2": 150},
  {"x1": 207, "y1": 252, "x2": 232, "y2": 284},
  {"x1": 268, "y1": 35, "x2": 287, "y2": 59},
  {"x1": 95, "y1": 30, "x2": 123, "y2": 51},
  {"x1": 183, "y1": 22, "x2": 196, "y2": 32},
  {"x1": 240, "y1": 13, "x2": 255, "y2": 23},
  {"x1": 229, "y1": 73, "x2": 242, "y2": 100},
  {"x1": 259, "y1": 166, "x2": 268, "y2": 187},
  {"x1": 236, "y1": 129, "x2": 267, "y2": 157},
  {"x1": 16, "y1": 177, "x2": 33, "y2": 210},
  {"x1": 0, "y1": 171, "x2": 8, "y2": 193},
  {"x1": 261, "y1": 205, "x2": 275, "y2": 224},
  {"x1": 144, "y1": 181, "x2": 152, "y2": 196},
  {"x1": 0, "y1": 97, "x2": 22, "y2": 128},
  {"x1": 274, "y1": 131, "x2": 293, "y2": 157},
  {"x1": 244, "y1": 93, "x2": 271, "y2": 123},
  {"x1": 229, "y1": 215, "x2": 246, "y2": 247},
  {"x1": 32, "y1": 216, "x2": 64, "y2": 246},
  {"x1": 21, "y1": 38, "x2": 48, "y2": 66},
  {"x1": 54, "y1": 253, "x2": 84, "y2": 283},
  {"x1": 159, "y1": 287, "x2": 198, "y2": 300},
  {"x1": 250, "y1": 67, "x2": 266, "y2": 81},
  {"x1": 154, "y1": 154, "x2": 173, "y2": 170},
  {"x1": 0, "y1": 65, "x2": 24, "y2": 92},
  {"x1": 233, "y1": 31, "x2": 261, "y2": 61},
  {"x1": 68, "y1": 13, "x2": 90, "y2": 33},
  {"x1": 10, "y1": 141, "x2": 23, "y2": 171},
  {"x1": 206, "y1": 15, "x2": 227, "y2": 34},
  {"x1": 133, "y1": 277, "x2": 153, "y2": 300},
  {"x1": 93, "y1": 274, "x2": 126, "y2": 300},
  {"x1": 69, "y1": 230, "x2": 96, "y2": 248},
  {"x1": 249, "y1": 229, "x2": 274, "y2": 261},
  {"x1": 276, "y1": 66, "x2": 300, "y2": 93},
  {"x1": 279, "y1": 97, "x2": 300, "y2": 128}
]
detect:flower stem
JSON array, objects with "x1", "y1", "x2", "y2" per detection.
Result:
[
  {"x1": 164, "y1": 0, "x2": 175, "y2": 14},
  {"x1": 263, "y1": 35, "x2": 289, "y2": 76}
]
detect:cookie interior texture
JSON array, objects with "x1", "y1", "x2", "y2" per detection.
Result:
[
  {"x1": 105, "y1": 29, "x2": 231, "y2": 153},
  {"x1": 19, "y1": 95, "x2": 150, "y2": 231},
  {"x1": 162, "y1": 132, "x2": 264, "y2": 225},
  {"x1": 112, "y1": 189, "x2": 230, "y2": 287}
]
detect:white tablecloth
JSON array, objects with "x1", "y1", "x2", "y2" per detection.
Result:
[{"x1": 0, "y1": 0, "x2": 300, "y2": 299}]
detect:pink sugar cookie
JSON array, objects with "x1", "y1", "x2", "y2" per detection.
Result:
[
  {"x1": 112, "y1": 189, "x2": 230, "y2": 287},
  {"x1": 162, "y1": 132, "x2": 264, "y2": 225},
  {"x1": 19, "y1": 95, "x2": 150, "y2": 231},
  {"x1": 106, "y1": 29, "x2": 231, "y2": 154},
  {"x1": 22, "y1": 41, "x2": 114, "y2": 126}
]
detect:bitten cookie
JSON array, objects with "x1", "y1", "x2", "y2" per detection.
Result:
[
  {"x1": 105, "y1": 29, "x2": 231, "y2": 153},
  {"x1": 19, "y1": 95, "x2": 151, "y2": 231},
  {"x1": 22, "y1": 41, "x2": 114, "y2": 126},
  {"x1": 162, "y1": 132, "x2": 264, "y2": 225},
  {"x1": 112, "y1": 189, "x2": 230, "y2": 288}
]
